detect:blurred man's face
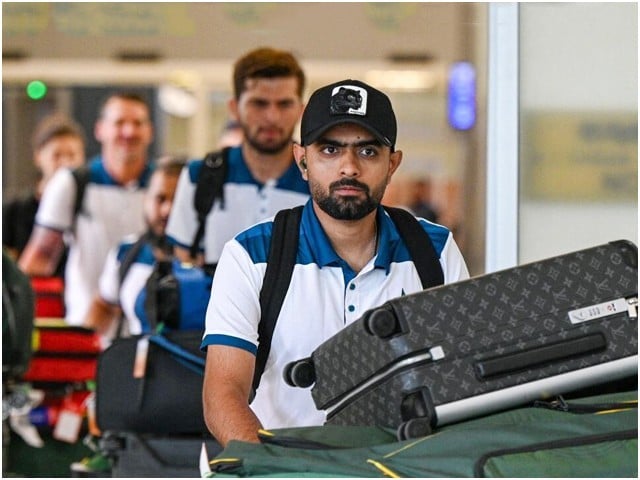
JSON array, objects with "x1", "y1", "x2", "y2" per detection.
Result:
[
  {"x1": 95, "y1": 98, "x2": 153, "y2": 165},
  {"x1": 144, "y1": 170, "x2": 179, "y2": 237},
  {"x1": 230, "y1": 77, "x2": 303, "y2": 155}
]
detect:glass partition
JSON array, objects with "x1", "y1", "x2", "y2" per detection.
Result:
[{"x1": 518, "y1": 3, "x2": 638, "y2": 263}]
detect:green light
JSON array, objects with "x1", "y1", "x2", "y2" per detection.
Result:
[{"x1": 26, "y1": 80, "x2": 47, "y2": 100}]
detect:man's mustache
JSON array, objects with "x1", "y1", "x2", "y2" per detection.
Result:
[{"x1": 329, "y1": 178, "x2": 370, "y2": 194}]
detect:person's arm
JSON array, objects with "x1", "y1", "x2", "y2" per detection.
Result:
[
  {"x1": 203, "y1": 344, "x2": 262, "y2": 446},
  {"x1": 83, "y1": 295, "x2": 122, "y2": 336},
  {"x1": 201, "y1": 232, "x2": 266, "y2": 446},
  {"x1": 19, "y1": 169, "x2": 75, "y2": 277},
  {"x1": 18, "y1": 225, "x2": 65, "y2": 276},
  {"x1": 166, "y1": 165, "x2": 204, "y2": 265}
]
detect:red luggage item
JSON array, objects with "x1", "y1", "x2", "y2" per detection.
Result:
[
  {"x1": 23, "y1": 355, "x2": 97, "y2": 383},
  {"x1": 23, "y1": 322, "x2": 101, "y2": 383},
  {"x1": 31, "y1": 276, "x2": 65, "y2": 318},
  {"x1": 33, "y1": 325, "x2": 102, "y2": 354}
]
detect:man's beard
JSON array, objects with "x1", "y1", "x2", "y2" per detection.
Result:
[
  {"x1": 242, "y1": 124, "x2": 293, "y2": 155},
  {"x1": 312, "y1": 178, "x2": 385, "y2": 220},
  {"x1": 147, "y1": 228, "x2": 173, "y2": 256}
]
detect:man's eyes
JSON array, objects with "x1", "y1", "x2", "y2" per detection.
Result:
[
  {"x1": 320, "y1": 145, "x2": 339, "y2": 154},
  {"x1": 249, "y1": 99, "x2": 269, "y2": 108},
  {"x1": 248, "y1": 99, "x2": 296, "y2": 109},
  {"x1": 360, "y1": 147, "x2": 379, "y2": 157},
  {"x1": 319, "y1": 145, "x2": 380, "y2": 156}
]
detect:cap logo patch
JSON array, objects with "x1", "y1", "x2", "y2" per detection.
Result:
[{"x1": 330, "y1": 85, "x2": 367, "y2": 116}]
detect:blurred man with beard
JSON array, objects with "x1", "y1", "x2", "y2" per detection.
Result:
[
  {"x1": 83, "y1": 156, "x2": 185, "y2": 339},
  {"x1": 166, "y1": 47, "x2": 310, "y2": 270},
  {"x1": 20, "y1": 92, "x2": 154, "y2": 326},
  {"x1": 201, "y1": 80, "x2": 469, "y2": 446}
]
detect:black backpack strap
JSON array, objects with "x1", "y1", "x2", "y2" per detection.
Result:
[
  {"x1": 71, "y1": 165, "x2": 91, "y2": 218},
  {"x1": 112, "y1": 232, "x2": 151, "y2": 338},
  {"x1": 144, "y1": 260, "x2": 179, "y2": 333},
  {"x1": 383, "y1": 206, "x2": 444, "y2": 289},
  {"x1": 118, "y1": 232, "x2": 150, "y2": 286},
  {"x1": 191, "y1": 148, "x2": 230, "y2": 260},
  {"x1": 252, "y1": 206, "x2": 304, "y2": 394}
]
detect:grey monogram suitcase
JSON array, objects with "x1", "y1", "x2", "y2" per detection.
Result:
[{"x1": 285, "y1": 240, "x2": 638, "y2": 439}]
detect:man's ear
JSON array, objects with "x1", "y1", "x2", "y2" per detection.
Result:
[
  {"x1": 293, "y1": 143, "x2": 308, "y2": 180},
  {"x1": 227, "y1": 98, "x2": 239, "y2": 121},
  {"x1": 94, "y1": 121, "x2": 104, "y2": 143},
  {"x1": 387, "y1": 149, "x2": 403, "y2": 184}
]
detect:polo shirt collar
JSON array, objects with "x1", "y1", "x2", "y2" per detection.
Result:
[
  {"x1": 301, "y1": 201, "x2": 400, "y2": 275},
  {"x1": 230, "y1": 146, "x2": 303, "y2": 189},
  {"x1": 91, "y1": 155, "x2": 153, "y2": 188}
]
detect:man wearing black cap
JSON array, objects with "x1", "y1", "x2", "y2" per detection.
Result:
[{"x1": 201, "y1": 80, "x2": 469, "y2": 446}]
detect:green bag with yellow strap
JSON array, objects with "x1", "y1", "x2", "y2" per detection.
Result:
[{"x1": 207, "y1": 390, "x2": 637, "y2": 478}]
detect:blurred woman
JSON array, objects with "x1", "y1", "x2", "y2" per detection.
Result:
[{"x1": 3, "y1": 113, "x2": 86, "y2": 276}]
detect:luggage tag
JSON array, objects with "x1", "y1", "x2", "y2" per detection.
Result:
[
  {"x1": 53, "y1": 390, "x2": 89, "y2": 444},
  {"x1": 133, "y1": 336, "x2": 150, "y2": 378},
  {"x1": 199, "y1": 442, "x2": 212, "y2": 476},
  {"x1": 133, "y1": 336, "x2": 151, "y2": 410}
]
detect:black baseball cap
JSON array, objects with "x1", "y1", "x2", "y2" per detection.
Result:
[{"x1": 300, "y1": 79, "x2": 397, "y2": 148}]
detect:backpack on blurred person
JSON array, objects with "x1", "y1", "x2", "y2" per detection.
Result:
[{"x1": 2, "y1": 249, "x2": 35, "y2": 380}]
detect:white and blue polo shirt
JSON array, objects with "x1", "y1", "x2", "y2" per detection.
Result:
[
  {"x1": 166, "y1": 146, "x2": 310, "y2": 264},
  {"x1": 98, "y1": 235, "x2": 155, "y2": 336},
  {"x1": 35, "y1": 157, "x2": 152, "y2": 326},
  {"x1": 201, "y1": 200, "x2": 469, "y2": 429}
]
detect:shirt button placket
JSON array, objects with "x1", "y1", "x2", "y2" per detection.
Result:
[{"x1": 346, "y1": 281, "x2": 357, "y2": 318}]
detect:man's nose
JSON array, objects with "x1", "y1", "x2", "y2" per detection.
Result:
[
  {"x1": 121, "y1": 121, "x2": 139, "y2": 136},
  {"x1": 340, "y1": 149, "x2": 361, "y2": 177},
  {"x1": 161, "y1": 200, "x2": 173, "y2": 217},
  {"x1": 264, "y1": 103, "x2": 281, "y2": 122}
]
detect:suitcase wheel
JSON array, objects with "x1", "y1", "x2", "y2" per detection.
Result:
[
  {"x1": 283, "y1": 358, "x2": 315, "y2": 388},
  {"x1": 364, "y1": 308, "x2": 400, "y2": 339},
  {"x1": 99, "y1": 431, "x2": 125, "y2": 457},
  {"x1": 397, "y1": 417, "x2": 432, "y2": 440}
]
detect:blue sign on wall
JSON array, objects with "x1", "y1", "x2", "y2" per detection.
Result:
[{"x1": 448, "y1": 62, "x2": 476, "y2": 130}]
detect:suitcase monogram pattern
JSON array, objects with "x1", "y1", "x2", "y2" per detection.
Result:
[{"x1": 306, "y1": 241, "x2": 637, "y2": 425}]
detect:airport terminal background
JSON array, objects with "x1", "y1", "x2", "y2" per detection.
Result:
[
  {"x1": 1, "y1": 3, "x2": 637, "y2": 477},
  {"x1": 3, "y1": 3, "x2": 636, "y2": 277}
]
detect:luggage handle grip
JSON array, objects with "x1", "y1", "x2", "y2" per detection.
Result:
[{"x1": 475, "y1": 333, "x2": 607, "y2": 380}]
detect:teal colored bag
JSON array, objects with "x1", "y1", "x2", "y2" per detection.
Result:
[{"x1": 207, "y1": 391, "x2": 637, "y2": 478}]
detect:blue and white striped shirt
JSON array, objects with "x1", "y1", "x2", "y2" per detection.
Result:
[{"x1": 201, "y1": 199, "x2": 469, "y2": 429}]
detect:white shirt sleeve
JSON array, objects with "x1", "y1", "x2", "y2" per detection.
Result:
[
  {"x1": 441, "y1": 233, "x2": 471, "y2": 283},
  {"x1": 203, "y1": 239, "x2": 266, "y2": 348},
  {"x1": 166, "y1": 165, "x2": 198, "y2": 248},
  {"x1": 35, "y1": 168, "x2": 77, "y2": 231},
  {"x1": 98, "y1": 246, "x2": 121, "y2": 305}
]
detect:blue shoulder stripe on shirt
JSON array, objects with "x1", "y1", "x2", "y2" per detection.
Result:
[
  {"x1": 376, "y1": 213, "x2": 450, "y2": 267},
  {"x1": 187, "y1": 157, "x2": 204, "y2": 184},
  {"x1": 200, "y1": 334, "x2": 257, "y2": 355},
  {"x1": 115, "y1": 241, "x2": 155, "y2": 266},
  {"x1": 235, "y1": 204, "x2": 451, "y2": 269},
  {"x1": 419, "y1": 218, "x2": 449, "y2": 256},
  {"x1": 234, "y1": 220, "x2": 273, "y2": 264},
  {"x1": 188, "y1": 147, "x2": 309, "y2": 194},
  {"x1": 188, "y1": 147, "x2": 250, "y2": 184},
  {"x1": 233, "y1": 204, "x2": 318, "y2": 267}
]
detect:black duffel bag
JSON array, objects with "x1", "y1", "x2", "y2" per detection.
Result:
[{"x1": 95, "y1": 330, "x2": 207, "y2": 434}]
